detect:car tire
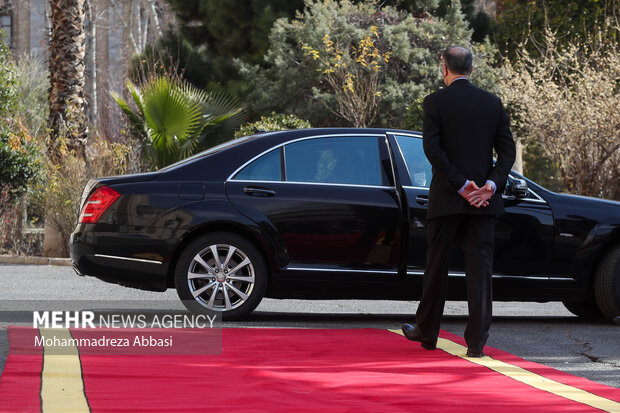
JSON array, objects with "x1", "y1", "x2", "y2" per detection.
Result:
[
  {"x1": 175, "y1": 232, "x2": 267, "y2": 320},
  {"x1": 562, "y1": 299, "x2": 603, "y2": 319},
  {"x1": 594, "y1": 245, "x2": 620, "y2": 323}
]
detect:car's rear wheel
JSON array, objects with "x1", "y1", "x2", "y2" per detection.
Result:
[
  {"x1": 175, "y1": 233, "x2": 267, "y2": 320},
  {"x1": 594, "y1": 245, "x2": 620, "y2": 323}
]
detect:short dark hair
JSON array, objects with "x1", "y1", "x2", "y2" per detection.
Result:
[{"x1": 441, "y1": 46, "x2": 473, "y2": 75}]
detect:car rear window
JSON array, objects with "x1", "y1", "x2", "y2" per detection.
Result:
[{"x1": 233, "y1": 148, "x2": 282, "y2": 181}]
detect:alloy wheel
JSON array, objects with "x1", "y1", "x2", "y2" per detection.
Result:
[{"x1": 187, "y1": 244, "x2": 256, "y2": 311}]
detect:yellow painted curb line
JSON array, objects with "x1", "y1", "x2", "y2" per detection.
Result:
[
  {"x1": 389, "y1": 329, "x2": 620, "y2": 413},
  {"x1": 39, "y1": 328, "x2": 90, "y2": 413}
]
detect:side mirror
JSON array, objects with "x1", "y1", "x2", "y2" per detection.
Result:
[{"x1": 510, "y1": 178, "x2": 529, "y2": 198}]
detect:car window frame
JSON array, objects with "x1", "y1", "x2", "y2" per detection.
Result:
[
  {"x1": 231, "y1": 147, "x2": 284, "y2": 182},
  {"x1": 228, "y1": 133, "x2": 394, "y2": 189},
  {"x1": 391, "y1": 133, "x2": 432, "y2": 190}
]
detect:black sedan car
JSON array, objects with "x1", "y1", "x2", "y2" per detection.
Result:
[{"x1": 70, "y1": 128, "x2": 620, "y2": 321}]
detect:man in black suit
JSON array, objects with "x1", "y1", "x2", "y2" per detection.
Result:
[{"x1": 402, "y1": 46, "x2": 516, "y2": 357}]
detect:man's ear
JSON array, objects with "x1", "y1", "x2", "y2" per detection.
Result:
[
  {"x1": 442, "y1": 63, "x2": 449, "y2": 77},
  {"x1": 470, "y1": 66, "x2": 474, "y2": 75}
]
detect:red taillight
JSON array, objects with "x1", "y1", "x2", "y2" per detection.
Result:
[{"x1": 78, "y1": 186, "x2": 120, "y2": 224}]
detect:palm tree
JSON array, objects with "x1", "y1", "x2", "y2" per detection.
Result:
[
  {"x1": 112, "y1": 76, "x2": 245, "y2": 169},
  {"x1": 44, "y1": 0, "x2": 87, "y2": 258},
  {"x1": 47, "y1": 0, "x2": 88, "y2": 160}
]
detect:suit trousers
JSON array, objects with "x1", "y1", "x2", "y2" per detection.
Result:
[{"x1": 415, "y1": 214, "x2": 495, "y2": 351}]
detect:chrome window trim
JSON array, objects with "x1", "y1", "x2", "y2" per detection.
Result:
[
  {"x1": 501, "y1": 195, "x2": 548, "y2": 205},
  {"x1": 403, "y1": 185, "x2": 429, "y2": 191},
  {"x1": 389, "y1": 133, "x2": 428, "y2": 188},
  {"x1": 226, "y1": 133, "x2": 385, "y2": 183},
  {"x1": 281, "y1": 145, "x2": 287, "y2": 180},
  {"x1": 406, "y1": 270, "x2": 425, "y2": 275},
  {"x1": 389, "y1": 132, "x2": 423, "y2": 138},
  {"x1": 93, "y1": 254, "x2": 163, "y2": 264},
  {"x1": 528, "y1": 188, "x2": 545, "y2": 202},
  {"x1": 230, "y1": 179, "x2": 394, "y2": 190},
  {"x1": 394, "y1": 136, "x2": 413, "y2": 185}
]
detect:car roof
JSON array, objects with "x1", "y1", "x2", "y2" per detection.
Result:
[{"x1": 157, "y1": 128, "x2": 421, "y2": 180}]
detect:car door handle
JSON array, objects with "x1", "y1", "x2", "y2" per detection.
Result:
[
  {"x1": 415, "y1": 195, "x2": 429, "y2": 205},
  {"x1": 243, "y1": 186, "x2": 276, "y2": 197}
]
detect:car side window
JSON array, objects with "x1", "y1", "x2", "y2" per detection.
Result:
[
  {"x1": 233, "y1": 148, "x2": 282, "y2": 181},
  {"x1": 285, "y1": 137, "x2": 382, "y2": 186},
  {"x1": 395, "y1": 135, "x2": 432, "y2": 188}
]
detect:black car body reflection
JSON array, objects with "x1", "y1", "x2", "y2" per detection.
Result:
[{"x1": 70, "y1": 129, "x2": 620, "y2": 321}]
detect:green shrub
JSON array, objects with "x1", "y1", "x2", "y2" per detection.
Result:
[
  {"x1": 0, "y1": 123, "x2": 43, "y2": 203},
  {"x1": 0, "y1": 31, "x2": 16, "y2": 117},
  {"x1": 239, "y1": 0, "x2": 498, "y2": 128},
  {"x1": 234, "y1": 113, "x2": 311, "y2": 139},
  {"x1": 14, "y1": 53, "x2": 49, "y2": 137},
  {"x1": 35, "y1": 135, "x2": 132, "y2": 257}
]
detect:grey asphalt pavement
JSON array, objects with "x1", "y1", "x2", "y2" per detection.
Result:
[{"x1": 0, "y1": 264, "x2": 618, "y2": 389}]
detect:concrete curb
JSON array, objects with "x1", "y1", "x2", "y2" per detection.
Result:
[{"x1": 0, "y1": 255, "x2": 71, "y2": 266}]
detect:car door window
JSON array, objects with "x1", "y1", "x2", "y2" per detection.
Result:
[
  {"x1": 395, "y1": 135, "x2": 432, "y2": 188},
  {"x1": 233, "y1": 148, "x2": 282, "y2": 181},
  {"x1": 285, "y1": 137, "x2": 382, "y2": 186}
]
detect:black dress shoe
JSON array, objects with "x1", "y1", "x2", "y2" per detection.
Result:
[
  {"x1": 466, "y1": 349, "x2": 485, "y2": 358},
  {"x1": 401, "y1": 323, "x2": 437, "y2": 350}
]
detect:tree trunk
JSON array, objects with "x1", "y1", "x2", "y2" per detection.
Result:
[
  {"x1": 513, "y1": 137, "x2": 523, "y2": 174},
  {"x1": 47, "y1": 0, "x2": 88, "y2": 160},
  {"x1": 96, "y1": 0, "x2": 111, "y2": 140},
  {"x1": 85, "y1": 0, "x2": 97, "y2": 125},
  {"x1": 43, "y1": 221, "x2": 67, "y2": 257}
]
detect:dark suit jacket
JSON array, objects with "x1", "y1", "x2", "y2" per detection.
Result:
[{"x1": 422, "y1": 79, "x2": 516, "y2": 219}]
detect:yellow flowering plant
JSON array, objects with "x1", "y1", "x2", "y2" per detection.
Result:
[{"x1": 301, "y1": 25, "x2": 391, "y2": 127}]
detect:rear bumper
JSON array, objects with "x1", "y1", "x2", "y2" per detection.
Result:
[{"x1": 70, "y1": 225, "x2": 174, "y2": 292}]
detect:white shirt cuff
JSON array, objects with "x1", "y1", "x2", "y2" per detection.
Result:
[
  {"x1": 485, "y1": 180, "x2": 496, "y2": 194},
  {"x1": 457, "y1": 180, "x2": 470, "y2": 195}
]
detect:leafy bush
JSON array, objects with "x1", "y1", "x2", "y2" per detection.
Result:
[
  {"x1": 2, "y1": 53, "x2": 49, "y2": 228},
  {"x1": 0, "y1": 122, "x2": 42, "y2": 203},
  {"x1": 0, "y1": 122, "x2": 44, "y2": 255},
  {"x1": 36, "y1": 136, "x2": 132, "y2": 257},
  {"x1": 499, "y1": 23, "x2": 620, "y2": 199},
  {"x1": 493, "y1": 0, "x2": 613, "y2": 58},
  {"x1": 14, "y1": 54, "x2": 49, "y2": 137},
  {"x1": 234, "y1": 113, "x2": 311, "y2": 138},
  {"x1": 165, "y1": 0, "x2": 305, "y2": 98},
  {"x1": 238, "y1": 0, "x2": 498, "y2": 128},
  {"x1": 0, "y1": 31, "x2": 16, "y2": 117}
]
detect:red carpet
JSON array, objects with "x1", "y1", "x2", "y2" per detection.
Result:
[{"x1": 1, "y1": 327, "x2": 619, "y2": 412}]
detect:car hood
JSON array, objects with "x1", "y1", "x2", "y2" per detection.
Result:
[{"x1": 550, "y1": 192, "x2": 620, "y2": 221}]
